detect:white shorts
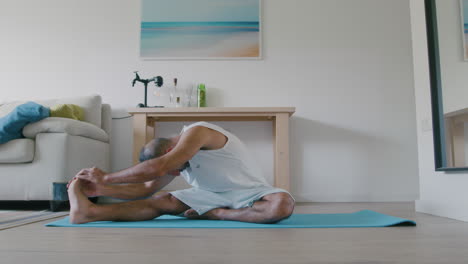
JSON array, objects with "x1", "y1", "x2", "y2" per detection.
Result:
[{"x1": 170, "y1": 186, "x2": 294, "y2": 215}]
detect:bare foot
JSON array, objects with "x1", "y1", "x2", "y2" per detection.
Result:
[
  {"x1": 67, "y1": 177, "x2": 100, "y2": 197},
  {"x1": 68, "y1": 179, "x2": 97, "y2": 224},
  {"x1": 184, "y1": 208, "x2": 226, "y2": 220}
]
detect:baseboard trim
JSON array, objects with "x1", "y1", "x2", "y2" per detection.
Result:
[
  {"x1": 99, "y1": 192, "x2": 418, "y2": 204},
  {"x1": 416, "y1": 199, "x2": 468, "y2": 222},
  {"x1": 294, "y1": 193, "x2": 418, "y2": 203}
]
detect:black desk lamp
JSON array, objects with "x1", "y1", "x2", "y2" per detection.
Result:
[{"x1": 132, "y1": 71, "x2": 164, "y2": 108}]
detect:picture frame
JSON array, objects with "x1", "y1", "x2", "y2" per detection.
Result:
[
  {"x1": 140, "y1": 0, "x2": 262, "y2": 60},
  {"x1": 461, "y1": 0, "x2": 468, "y2": 60}
]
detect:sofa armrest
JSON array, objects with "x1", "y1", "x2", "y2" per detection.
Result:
[
  {"x1": 23, "y1": 117, "x2": 109, "y2": 143},
  {"x1": 101, "y1": 104, "x2": 112, "y2": 140}
]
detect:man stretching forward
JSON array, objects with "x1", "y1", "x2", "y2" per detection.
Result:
[{"x1": 69, "y1": 122, "x2": 295, "y2": 224}]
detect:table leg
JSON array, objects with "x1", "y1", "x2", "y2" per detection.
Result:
[
  {"x1": 273, "y1": 113, "x2": 290, "y2": 191},
  {"x1": 452, "y1": 119, "x2": 466, "y2": 167},
  {"x1": 445, "y1": 117, "x2": 454, "y2": 167},
  {"x1": 146, "y1": 119, "x2": 155, "y2": 144},
  {"x1": 132, "y1": 114, "x2": 148, "y2": 165}
]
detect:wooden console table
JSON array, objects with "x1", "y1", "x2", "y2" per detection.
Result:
[{"x1": 128, "y1": 107, "x2": 296, "y2": 191}]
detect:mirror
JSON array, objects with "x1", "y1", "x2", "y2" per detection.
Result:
[{"x1": 425, "y1": 0, "x2": 468, "y2": 170}]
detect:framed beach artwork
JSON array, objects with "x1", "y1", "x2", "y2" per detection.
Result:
[
  {"x1": 140, "y1": 0, "x2": 262, "y2": 60},
  {"x1": 462, "y1": 0, "x2": 468, "y2": 60}
]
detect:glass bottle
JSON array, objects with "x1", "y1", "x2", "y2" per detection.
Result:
[
  {"x1": 169, "y1": 78, "x2": 181, "y2": 107},
  {"x1": 153, "y1": 86, "x2": 162, "y2": 107},
  {"x1": 154, "y1": 84, "x2": 169, "y2": 107},
  {"x1": 183, "y1": 84, "x2": 196, "y2": 107}
]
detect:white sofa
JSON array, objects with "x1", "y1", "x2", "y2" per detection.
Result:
[{"x1": 0, "y1": 95, "x2": 111, "y2": 210}]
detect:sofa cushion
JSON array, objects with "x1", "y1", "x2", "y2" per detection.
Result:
[
  {"x1": 0, "y1": 102, "x2": 50, "y2": 144},
  {"x1": 50, "y1": 104, "x2": 84, "y2": 121},
  {"x1": 36, "y1": 95, "x2": 102, "y2": 128},
  {"x1": 0, "y1": 138, "x2": 35, "y2": 163},
  {"x1": 0, "y1": 95, "x2": 102, "y2": 128},
  {"x1": 23, "y1": 117, "x2": 109, "y2": 143}
]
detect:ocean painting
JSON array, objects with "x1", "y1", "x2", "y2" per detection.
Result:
[
  {"x1": 140, "y1": 0, "x2": 261, "y2": 59},
  {"x1": 463, "y1": 0, "x2": 468, "y2": 60}
]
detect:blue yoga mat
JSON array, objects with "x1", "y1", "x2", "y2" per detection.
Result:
[{"x1": 45, "y1": 210, "x2": 415, "y2": 229}]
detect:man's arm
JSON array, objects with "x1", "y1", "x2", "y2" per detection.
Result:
[
  {"x1": 98, "y1": 174, "x2": 176, "y2": 200},
  {"x1": 77, "y1": 126, "x2": 213, "y2": 184},
  {"x1": 69, "y1": 174, "x2": 176, "y2": 199}
]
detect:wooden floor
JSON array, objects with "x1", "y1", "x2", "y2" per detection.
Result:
[{"x1": 1, "y1": 202, "x2": 468, "y2": 264}]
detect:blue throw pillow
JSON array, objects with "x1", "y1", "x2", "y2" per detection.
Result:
[{"x1": 0, "y1": 102, "x2": 50, "y2": 144}]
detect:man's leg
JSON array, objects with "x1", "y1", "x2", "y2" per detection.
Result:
[
  {"x1": 68, "y1": 179, "x2": 190, "y2": 224},
  {"x1": 184, "y1": 192, "x2": 295, "y2": 224}
]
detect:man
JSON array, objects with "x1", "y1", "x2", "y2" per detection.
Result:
[{"x1": 69, "y1": 122, "x2": 295, "y2": 224}]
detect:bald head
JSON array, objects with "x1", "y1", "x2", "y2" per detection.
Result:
[{"x1": 139, "y1": 138, "x2": 173, "y2": 162}]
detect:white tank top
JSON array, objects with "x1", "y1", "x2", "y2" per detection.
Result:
[{"x1": 180, "y1": 122, "x2": 269, "y2": 192}]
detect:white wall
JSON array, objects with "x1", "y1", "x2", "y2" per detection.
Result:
[
  {"x1": 0, "y1": 0, "x2": 419, "y2": 202},
  {"x1": 410, "y1": 0, "x2": 468, "y2": 221}
]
